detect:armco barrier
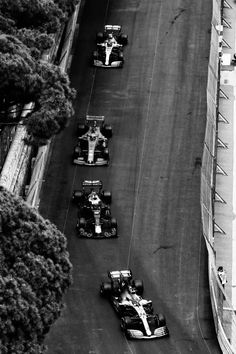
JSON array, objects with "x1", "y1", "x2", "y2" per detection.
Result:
[
  {"x1": 0, "y1": 2, "x2": 81, "y2": 202},
  {"x1": 201, "y1": 0, "x2": 236, "y2": 352}
]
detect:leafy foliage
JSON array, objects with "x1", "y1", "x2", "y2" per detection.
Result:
[
  {"x1": 0, "y1": 35, "x2": 40, "y2": 117},
  {"x1": 0, "y1": 0, "x2": 64, "y2": 34},
  {"x1": 0, "y1": 187, "x2": 72, "y2": 353},
  {"x1": 16, "y1": 29, "x2": 54, "y2": 59},
  {"x1": 54, "y1": 0, "x2": 79, "y2": 17},
  {"x1": 0, "y1": 34, "x2": 76, "y2": 144}
]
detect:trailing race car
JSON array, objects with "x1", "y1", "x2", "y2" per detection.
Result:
[
  {"x1": 73, "y1": 116, "x2": 112, "y2": 166},
  {"x1": 93, "y1": 25, "x2": 128, "y2": 68},
  {"x1": 73, "y1": 180, "x2": 117, "y2": 238},
  {"x1": 100, "y1": 270, "x2": 169, "y2": 339}
]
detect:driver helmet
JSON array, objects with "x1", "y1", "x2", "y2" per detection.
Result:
[{"x1": 128, "y1": 285, "x2": 136, "y2": 294}]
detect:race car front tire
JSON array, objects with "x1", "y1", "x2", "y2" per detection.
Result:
[
  {"x1": 103, "y1": 148, "x2": 109, "y2": 161},
  {"x1": 157, "y1": 313, "x2": 166, "y2": 326},
  {"x1": 121, "y1": 317, "x2": 132, "y2": 330},
  {"x1": 100, "y1": 281, "x2": 112, "y2": 296}
]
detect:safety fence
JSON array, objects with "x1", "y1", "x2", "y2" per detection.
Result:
[{"x1": 201, "y1": 0, "x2": 236, "y2": 352}]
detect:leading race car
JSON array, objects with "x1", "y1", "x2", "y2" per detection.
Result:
[
  {"x1": 93, "y1": 25, "x2": 128, "y2": 68},
  {"x1": 73, "y1": 116, "x2": 112, "y2": 166},
  {"x1": 73, "y1": 180, "x2": 117, "y2": 238},
  {"x1": 100, "y1": 270, "x2": 169, "y2": 339}
]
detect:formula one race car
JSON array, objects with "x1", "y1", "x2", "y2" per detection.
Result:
[
  {"x1": 93, "y1": 25, "x2": 128, "y2": 68},
  {"x1": 73, "y1": 116, "x2": 112, "y2": 166},
  {"x1": 73, "y1": 180, "x2": 117, "y2": 238},
  {"x1": 100, "y1": 270, "x2": 169, "y2": 339}
]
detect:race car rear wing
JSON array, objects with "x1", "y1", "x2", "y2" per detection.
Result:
[
  {"x1": 109, "y1": 270, "x2": 132, "y2": 280},
  {"x1": 82, "y1": 180, "x2": 103, "y2": 188},
  {"x1": 105, "y1": 25, "x2": 121, "y2": 31},
  {"x1": 86, "y1": 115, "x2": 104, "y2": 127}
]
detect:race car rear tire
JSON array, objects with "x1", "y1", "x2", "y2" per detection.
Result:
[
  {"x1": 78, "y1": 217, "x2": 86, "y2": 228},
  {"x1": 103, "y1": 124, "x2": 112, "y2": 138},
  {"x1": 73, "y1": 145, "x2": 81, "y2": 159},
  {"x1": 103, "y1": 191, "x2": 112, "y2": 204},
  {"x1": 72, "y1": 190, "x2": 83, "y2": 203},
  {"x1": 120, "y1": 34, "x2": 128, "y2": 45},
  {"x1": 78, "y1": 124, "x2": 86, "y2": 136},
  {"x1": 100, "y1": 281, "x2": 112, "y2": 296},
  {"x1": 93, "y1": 50, "x2": 98, "y2": 59},
  {"x1": 96, "y1": 32, "x2": 103, "y2": 43},
  {"x1": 133, "y1": 279, "x2": 144, "y2": 295}
]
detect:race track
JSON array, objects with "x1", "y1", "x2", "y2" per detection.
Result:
[{"x1": 40, "y1": 0, "x2": 221, "y2": 353}]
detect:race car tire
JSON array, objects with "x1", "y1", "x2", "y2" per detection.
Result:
[
  {"x1": 96, "y1": 32, "x2": 103, "y2": 43},
  {"x1": 93, "y1": 50, "x2": 98, "y2": 59},
  {"x1": 120, "y1": 34, "x2": 128, "y2": 45},
  {"x1": 103, "y1": 124, "x2": 112, "y2": 138},
  {"x1": 73, "y1": 145, "x2": 81, "y2": 159},
  {"x1": 133, "y1": 279, "x2": 144, "y2": 295},
  {"x1": 145, "y1": 302, "x2": 154, "y2": 314},
  {"x1": 72, "y1": 190, "x2": 83, "y2": 203},
  {"x1": 121, "y1": 316, "x2": 132, "y2": 330},
  {"x1": 111, "y1": 218, "x2": 117, "y2": 228},
  {"x1": 103, "y1": 191, "x2": 112, "y2": 204},
  {"x1": 78, "y1": 217, "x2": 86, "y2": 228},
  {"x1": 157, "y1": 313, "x2": 166, "y2": 326},
  {"x1": 100, "y1": 281, "x2": 112, "y2": 296},
  {"x1": 103, "y1": 148, "x2": 109, "y2": 159},
  {"x1": 78, "y1": 124, "x2": 86, "y2": 136},
  {"x1": 118, "y1": 52, "x2": 124, "y2": 60}
]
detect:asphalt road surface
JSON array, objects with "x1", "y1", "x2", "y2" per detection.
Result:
[{"x1": 40, "y1": 0, "x2": 222, "y2": 353}]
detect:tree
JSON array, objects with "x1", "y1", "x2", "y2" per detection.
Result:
[
  {"x1": 0, "y1": 34, "x2": 76, "y2": 144},
  {"x1": 0, "y1": 187, "x2": 72, "y2": 353},
  {"x1": 0, "y1": 0, "x2": 64, "y2": 34},
  {"x1": 54, "y1": 0, "x2": 79, "y2": 17},
  {"x1": 0, "y1": 34, "x2": 41, "y2": 120},
  {"x1": 15, "y1": 29, "x2": 54, "y2": 59},
  {"x1": 0, "y1": 14, "x2": 15, "y2": 35}
]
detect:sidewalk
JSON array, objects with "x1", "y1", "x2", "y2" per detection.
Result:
[{"x1": 214, "y1": 0, "x2": 236, "y2": 342}]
